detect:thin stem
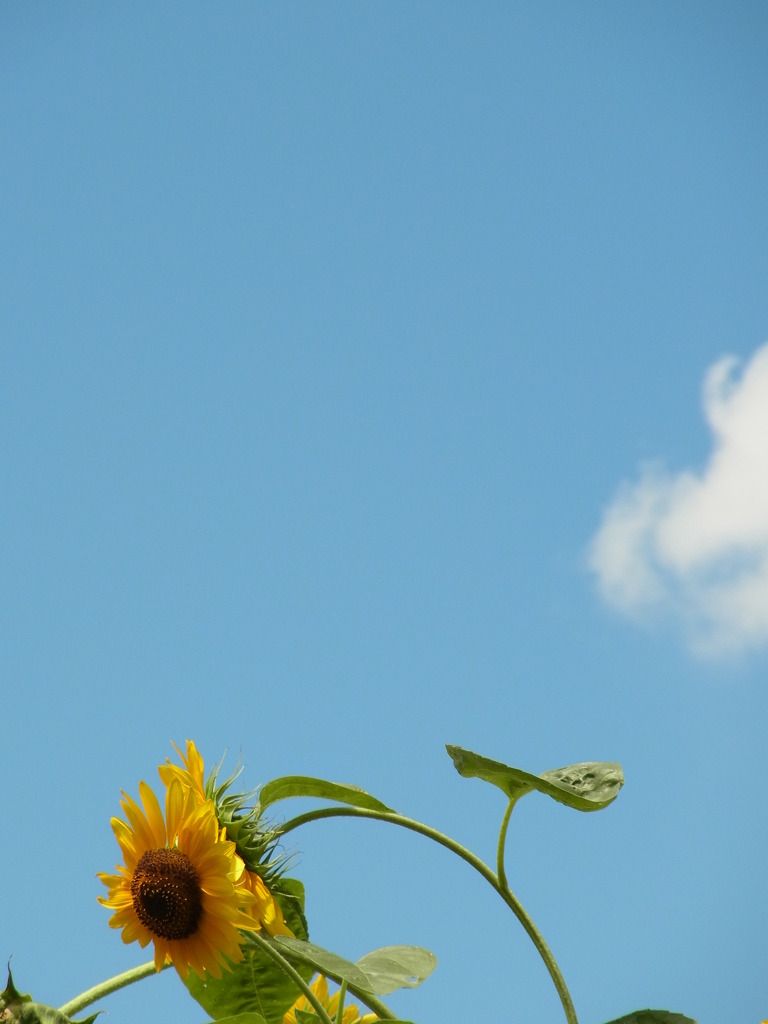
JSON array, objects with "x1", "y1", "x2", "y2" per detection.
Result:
[
  {"x1": 268, "y1": 938, "x2": 397, "y2": 1020},
  {"x1": 248, "y1": 931, "x2": 335, "y2": 1024},
  {"x1": 279, "y1": 806, "x2": 578, "y2": 1024},
  {"x1": 336, "y1": 979, "x2": 349, "y2": 1024},
  {"x1": 58, "y1": 960, "x2": 165, "y2": 1017},
  {"x1": 496, "y1": 798, "x2": 517, "y2": 891}
]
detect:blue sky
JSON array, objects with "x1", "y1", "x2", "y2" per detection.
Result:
[{"x1": 2, "y1": 4, "x2": 767, "y2": 1023}]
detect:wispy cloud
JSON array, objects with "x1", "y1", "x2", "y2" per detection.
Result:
[{"x1": 589, "y1": 342, "x2": 768, "y2": 657}]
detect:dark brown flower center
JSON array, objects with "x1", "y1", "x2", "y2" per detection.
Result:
[{"x1": 131, "y1": 848, "x2": 203, "y2": 940}]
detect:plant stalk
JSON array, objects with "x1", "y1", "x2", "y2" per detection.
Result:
[
  {"x1": 58, "y1": 960, "x2": 165, "y2": 1017},
  {"x1": 279, "y1": 805, "x2": 578, "y2": 1024},
  {"x1": 249, "y1": 931, "x2": 336, "y2": 1024},
  {"x1": 496, "y1": 797, "x2": 517, "y2": 891}
]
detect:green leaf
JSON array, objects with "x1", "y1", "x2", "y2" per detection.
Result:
[
  {"x1": 446, "y1": 745, "x2": 624, "y2": 811},
  {"x1": 183, "y1": 878, "x2": 313, "y2": 1024},
  {"x1": 184, "y1": 936, "x2": 313, "y2": 1024},
  {"x1": 538, "y1": 762, "x2": 624, "y2": 810},
  {"x1": 274, "y1": 939, "x2": 436, "y2": 998},
  {"x1": 293, "y1": 1013, "x2": 318, "y2": 1024},
  {"x1": 258, "y1": 776, "x2": 392, "y2": 814},
  {"x1": 355, "y1": 946, "x2": 437, "y2": 995},
  {"x1": 603, "y1": 1012, "x2": 697, "y2": 1024},
  {"x1": 272, "y1": 877, "x2": 310, "y2": 946},
  {"x1": 446, "y1": 746, "x2": 536, "y2": 801},
  {"x1": 272, "y1": 937, "x2": 372, "y2": 991}
]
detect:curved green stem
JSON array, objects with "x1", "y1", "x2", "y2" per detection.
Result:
[
  {"x1": 496, "y1": 797, "x2": 517, "y2": 891},
  {"x1": 248, "y1": 931, "x2": 335, "y2": 1024},
  {"x1": 279, "y1": 806, "x2": 578, "y2": 1024},
  {"x1": 58, "y1": 960, "x2": 166, "y2": 1017}
]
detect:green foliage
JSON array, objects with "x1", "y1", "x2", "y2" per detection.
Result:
[
  {"x1": 78, "y1": 740, "x2": 697, "y2": 1024},
  {"x1": 183, "y1": 879, "x2": 313, "y2": 1024},
  {"x1": 271, "y1": 938, "x2": 371, "y2": 992},
  {"x1": 183, "y1": 931, "x2": 435, "y2": 1024},
  {"x1": 446, "y1": 745, "x2": 624, "y2": 811},
  {"x1": 354, "y1": 946, "x2": 438, "y2": 996},
  {"x1": 272, "y1": 937, "x2": 436, "y2": 997},
  {"x1": 258, "y1": 776, "x2": 393, "y2": 814},
  {"x1": 603, "y1": 1012, "x2": 697, "y2": 1024},
  {"x1": 272, "y1": 878, "x2": 311, "y2": 947},
  {"x1": 184, "y1": 934, "x2": 313, "y2": 1024},
  {"x1": 0, "y1": 969, "x2": 98, "y2": 1024}
]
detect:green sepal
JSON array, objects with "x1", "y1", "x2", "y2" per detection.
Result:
[
  {"x1": 2, "y1": 1007, "x2": 98, "y2": 1024},
  {"x1": 183, "y1": 878, "x2": 313, "y2": 1024},
  {"x1": 446, "y1": 745, "x2": 624, "y2": 810},
  {"x1": 603, "y1": 1012, "x2": 697, "y2": 1024},
  {"x1": 258, "y1": 777, "x2": 393, "y2": 814},
  {"x1": 1, "y1": 968, "x2": 30, "y2": 1014},
  {"x1": 1, "y1": 968, "x2": 98, "y2": 1024},
  {"x1": 202, "y1": 757, "x2": 288, "y2": 885},
  {"x1": 273, "y1": 937, "x2": 436, "y2": 996}
]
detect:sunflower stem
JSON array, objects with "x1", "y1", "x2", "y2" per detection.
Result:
[
  {"x1": 278, "y1": 806, "x2": 579, "y2": 1024},
  {"x1": 247, "y1": 931, "x2": 335, "y2": 1024},
  {"x1": 58, "y1": 960, "x2": 166, "y2": 1017},
  {"x1": 496, "y1": 797, "x2": 517, "y2": 891},
  {"x1": 336, "y1": 979, "x2": 349, "y2": 1024}
]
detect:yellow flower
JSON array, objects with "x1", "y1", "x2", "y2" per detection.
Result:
[
  {"x1": 98, "y1": 778, "x2": 260, "y2": 979},
  {"x1": 240, "y1": 864, "x2": 293, "y2": 936},
  {"x1": 283, "y1": 975, "x2": 378, "y2": 1024},
  {"x1": 159, "y1": 740, "x2": 293, "y2": 938},
  {"x1": 159, "y1": 739, "x2": 206, "y2": 803}
]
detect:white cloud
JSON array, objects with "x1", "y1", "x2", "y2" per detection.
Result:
[{"x1": 589, "y1": 341, "x2": 768, "y2": 657}]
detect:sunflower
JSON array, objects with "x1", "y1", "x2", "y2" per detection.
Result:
[
  {"x1": 159, "y1": 740, "x2": 293, "y2": 937},
  {"x1": 98, "y1": 778, "x2": 260, "y2": 979},
  {"x1": 283, "y1": 975, "x2": 378, "y2": 1024}
]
